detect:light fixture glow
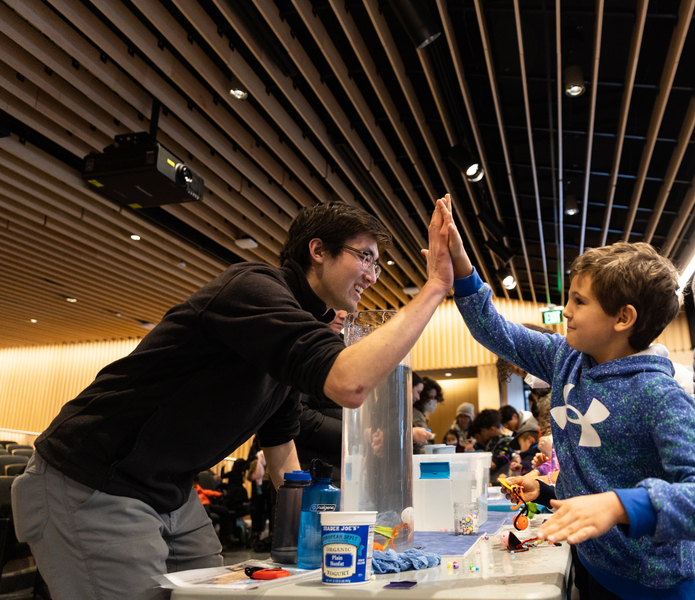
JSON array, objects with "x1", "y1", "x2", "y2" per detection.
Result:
[
  {"x1": 564, "y1": 65, "x2": 586, "y2": 97},
  {"x1": 178, "y1": 261, "x2": 187, "y2": 268},
  {"x1": 386, "y1": 260, "x2": 395, "y2": 266},
  {"x1": 465, "y1": 162, "x2": 485, "y2": 182},
  {"x1": 403, "y1": 286, "x2": 420, "y2": 295},
  {"x1": 564, "y1": 194, "x2": 579, "y2": 216},
  {"x1": 130, "y1": 234, "x2": 141, "y2": 241},
  {"x1": 448, "y1": 145, "x2": 485, "y2": 183},
  {"x1": 235, "y1": 237, "x2": 258, "y2": 250},
  {"x1": 445, "y1": 372, "x2": 452, "y2": 377},
  {"x1": 230, "y1": 89, "x2": 248, "y2": 100},
  {"x1": 497, "y1": 267, "x2": 517, "y2": 290},
  {"x1": 30, "y1": 319, "x2": 37, "y2": 323},
  {"x1": 66, "y1": 297, "x2": 77, "y2": 303}
]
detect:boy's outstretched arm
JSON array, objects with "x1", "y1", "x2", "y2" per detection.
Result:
[{"x1": 538, "y1": 492, "x2": 629, "y2": 545}]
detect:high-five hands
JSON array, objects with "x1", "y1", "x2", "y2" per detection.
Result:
[
  {"x1": 431, "y1": 194, "x2": 473, "y2": 280},
  {"x1": 422, "y1": 194, "x2": 455, "y2": 295}
]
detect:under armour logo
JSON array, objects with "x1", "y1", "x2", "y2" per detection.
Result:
[{"x1": 550, "y1": 384, "x2": 610, "y2": 447}]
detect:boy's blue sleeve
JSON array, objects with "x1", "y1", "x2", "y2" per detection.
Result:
[
  {"x1": 453, "y1": 273, "x2": 563, "y2": 386},
  {"x1": 635, "y1": 384, "x2": 695, "y2": 542},
  {"x1": 453, "y1": 267, "x2": 484, "y2": 297},
  {"x1": 614, "y1": 488, "x2": 657, "y2": 538}
]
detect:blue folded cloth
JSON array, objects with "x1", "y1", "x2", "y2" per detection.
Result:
[{"x1": 371, "y1": 548, "x2": 441, "y2": 574}]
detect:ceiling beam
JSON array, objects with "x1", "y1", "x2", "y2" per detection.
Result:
[
  {"x1": 621, "y1": 0, "x2": 695, "y2": 241},
  {"x1": 600, "y1": 0, "x2": 648, "y2": 246},
  {"x1": 578, "y1": 0, "x2": 604, "y2": 255},
  {"x1": 514, "y1": 0, "x2": 551, "y2": 304},
  {"x1": 473, "y1": 0, "x2": 536, "y2": 302}
]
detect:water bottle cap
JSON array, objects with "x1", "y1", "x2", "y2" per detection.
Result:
[
  {"x1": 283, "y1": 470, "x2": 311, "y2": 481},
  {"x1": 313, "y1": 463, "x2": 333, "y2": 480}
]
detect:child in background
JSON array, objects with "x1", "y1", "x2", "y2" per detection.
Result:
[
  {"x1": 449, "y1": 402, "x2": 475, "y2": 449},
  {"x1": 438, "y1": 193, "x2": 695, "y2": 599},
  {"x1": 469, "y1": 409, "x2": 514, "y2": 483},
  {"x1": 508, "y1": 422, "x2": 540, "y2": 475},
  {"x1": 444, "y1": 429, "x2": 465, "y2": 453}
]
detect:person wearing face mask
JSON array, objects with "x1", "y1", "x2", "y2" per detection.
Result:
[
  {"x1": 411, "y1": 372, "x2": 434, "y2": 454},
  {"x1": 412, "y1": 377, "x2": 443, "y2": 453}
]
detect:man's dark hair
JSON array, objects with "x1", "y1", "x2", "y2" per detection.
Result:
[
  {"x1": 499, "y1": 405, "x2": 518, "y2": 424},
  {"x1": 280, "y1": 202, "x2": 392, "y2": 269},
  {"x1": 471, "y1": 408, "x2": 501, "y2": 431}
]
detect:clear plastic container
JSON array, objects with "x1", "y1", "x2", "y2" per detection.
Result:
[
  {"x1": 412, "y1": 452, "x2": 491, "y2": 531},
  {"x1": 342, "y1": 310, "x2": 413, "y2": 552},
  {"x1": 453, "y1": 501, "x2": 479, "y2": 535},
  {"x1": 270, "y1": 470, "x2": 311, "y2": 564}
]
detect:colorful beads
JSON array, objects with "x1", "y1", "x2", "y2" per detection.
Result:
[{"x1": 455, "y1": 514, "x2": 476, "y2": 535}]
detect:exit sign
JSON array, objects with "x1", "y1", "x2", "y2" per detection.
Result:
[{"x1": 542, "y1": 309, "x2": 563, "y2": 325}]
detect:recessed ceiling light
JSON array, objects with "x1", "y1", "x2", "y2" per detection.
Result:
[
  {"x1": 130, "y1": 234, "x2": 141, "y2": 241},
  {"x1": 230, "y1": 89, "x2": 248, "y2": 100},
  {"x1": 445, "y1": 372, "x2": 452, "y2": 377},
  {"x1": 386, "y1": 260, "x2": 395, "y2": 266},
  {"x1": 140, "y1": 322, "x2": 156, "y2": 330},
  {"x1": 235, "y1": 237, "x2": 258, "y2": 249},
  {"x1": 30, "y1": 319, "x2": 38, "y2": 323},
  {"x1": 66, "y1": 297, "x2": 77, "y2": 303},
  {"x1": 178, "y1": 261, "x2": 187, "y2": 268},
  {"x1": 564, "y1": 65, "x2": 586, "y2": 97},
  {"x1": 403, "y1": 286, "x2": 420, "y2": 295}
]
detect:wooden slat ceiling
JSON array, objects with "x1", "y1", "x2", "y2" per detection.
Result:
[{"x1": 2, "y1": 0, "x2": 695, "y2": 347}]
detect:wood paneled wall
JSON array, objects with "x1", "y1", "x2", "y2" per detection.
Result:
[
  {"x1": 1, "y1": 299, "x2": 691, "y2": 439},
  {"x1": 411, "y1": 297, "x2": 566, "y2": 370},
  {"x1": 0, "y1": 339, "x2": 140, "y2": 432},
  {"x1": 412, "y1": 297, "x2": 693, "y2": 370}
]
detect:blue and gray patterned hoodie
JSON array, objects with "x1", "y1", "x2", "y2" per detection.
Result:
[{"x1": 455, "y1": 270, "x2": 695, "y2": 599}]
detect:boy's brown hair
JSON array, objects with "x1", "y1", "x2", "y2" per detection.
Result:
[{"x1": 569, "y1": 242, "x2": 681, "y2": 351}]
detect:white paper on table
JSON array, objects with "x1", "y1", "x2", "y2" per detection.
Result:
[{"x1": 154, "y1": 560, "x2": 321, "y2": 590}]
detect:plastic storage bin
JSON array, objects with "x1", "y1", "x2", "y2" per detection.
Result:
[{"x1": 412, "y1": 452, "x2": 491, "y2": 532}]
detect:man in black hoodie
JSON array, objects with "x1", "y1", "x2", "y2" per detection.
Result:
[{"x1": 12, "y1": 199, "x2": 456, "y2": 599}]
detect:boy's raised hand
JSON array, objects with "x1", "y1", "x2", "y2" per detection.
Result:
[
  {"x1": 538, "y1": 492, "x2": 629, "y2": 545},
  {"x1": 439, "y1": 194, "x2": 473, "y2": 279}
]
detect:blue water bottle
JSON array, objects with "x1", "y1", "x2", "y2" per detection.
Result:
[{"x1": 296, "y1": 459, "x2": 341, "y2": 569}]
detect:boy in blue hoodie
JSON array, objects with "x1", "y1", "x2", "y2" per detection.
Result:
[{"x1": 435, "y1": 194, "x2": 695, "y2": 599}]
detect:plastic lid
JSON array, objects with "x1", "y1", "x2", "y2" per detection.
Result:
[{"x1": 283, "y1": 470, "x2": 311, "y2": 481}]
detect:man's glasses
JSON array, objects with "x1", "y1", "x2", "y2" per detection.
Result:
[{"x1": 341, "y1": 245, "x2": 381, "y2": 279}]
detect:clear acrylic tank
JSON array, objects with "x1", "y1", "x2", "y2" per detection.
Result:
[{"x1": 342, "y1": 310, "x2": 414, "y2": 552}]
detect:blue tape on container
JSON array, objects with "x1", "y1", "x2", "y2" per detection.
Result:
[{"x1": 419, "y1": 461, "x2": 450, "y2": 480}]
